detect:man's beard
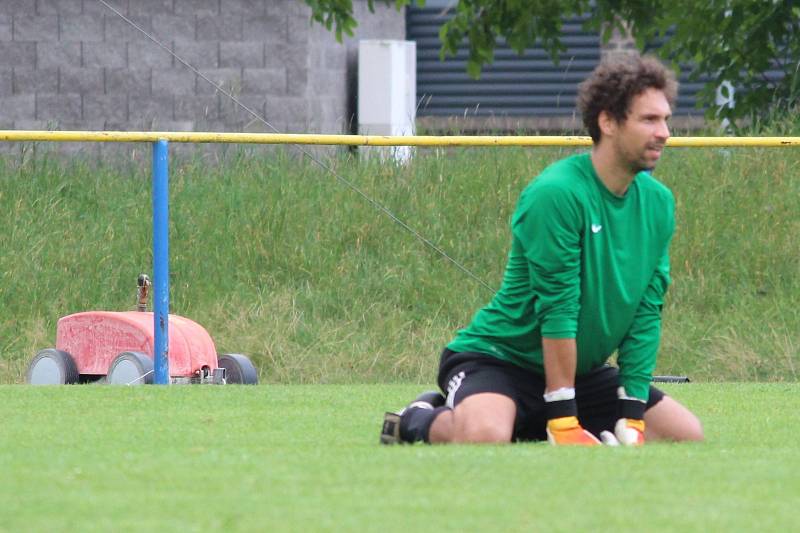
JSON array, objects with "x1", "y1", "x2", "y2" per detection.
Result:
[{"x1": 621, "y1": 142, "x2": 661, "y2": 174}]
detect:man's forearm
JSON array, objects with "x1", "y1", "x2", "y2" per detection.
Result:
[
  {"x1": 542, "y1": 337, "x2": 577, "y2": 392},
  {"x1": 542, "y1": 337, "x2": 600, "y2": 445}
]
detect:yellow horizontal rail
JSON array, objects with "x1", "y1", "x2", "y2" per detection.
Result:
[{"x1": 2, "y1": 130, "x2": 800, "y2": 147}]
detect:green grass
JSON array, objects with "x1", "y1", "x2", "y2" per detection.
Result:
[
  {"x1": 0, "y1": 383, "x2": 798, "y2": 532},
  {"x1": 0, "y1": 145, "x2": 798, "y2": 383}
]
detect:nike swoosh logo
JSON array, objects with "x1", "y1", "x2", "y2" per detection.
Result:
[{"x1": 591, "y1": 224, "x2": 602, "y2": 233}]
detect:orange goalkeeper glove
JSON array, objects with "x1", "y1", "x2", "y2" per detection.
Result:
[{"x1": 546, "y1": 416, "x2": 601, "y2": 446}]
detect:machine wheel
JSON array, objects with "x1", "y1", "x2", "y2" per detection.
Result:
[
  {"x1": 26, "y1": 349, "x2": 80, "y2": 385},
  {"x1": 217, "y1": 353, "x2": 258, "y2": 385},
  {"x1": 107, "y1": 351, "x2": 154, "y2": 385}
]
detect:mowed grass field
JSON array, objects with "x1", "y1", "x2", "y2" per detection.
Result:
[
  {"x1": 0, "y1": 383, "x2": 798, "y2": 532},
  {"x1": 0, "y1": 142, "x2": 798, "y2": 532}
]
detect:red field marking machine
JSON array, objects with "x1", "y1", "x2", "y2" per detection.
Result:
[{"x1": 26, "y1": 275, "x2": 258, "y2": 385}]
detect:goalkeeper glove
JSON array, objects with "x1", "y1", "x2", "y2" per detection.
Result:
[
  {"x1": 546, "y1": 416, "x2": 601, "y2": 446},
  {"x1": 602, "y1": 387, "x2": 646, "y2": 446},
  {"x1": 543, "y1": 387, "x2": 600, "y2": 446}
]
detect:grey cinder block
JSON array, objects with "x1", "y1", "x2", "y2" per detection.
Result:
[
  {"x1": 220, "y1": 41, "x2": 263, "y2": 68},
  {"x1": 57, "y1": 119, "x2": 104, "y2": 131},
  {"x1": 286, "y1": 14, "x2": 313, "y2": 45},
  {"x1": 307, "y1": 98, "x2": 332, "y2": 127},
  {"x1": 240, "y1": 118, "x2": 275, "y2": 133},
  {"x1": 193, "y1": 119, "x2": 228, "y2": 132},
  {"x1": 83, "y1": 41, "x2": 127, "y2": 68},
  {"x1": 83, "y1": 0, "x2": 128, "y2": 15},
  {"x1": 0, "y1": 0, "x2": 37, "y2": 16},
  {"x1": 266, "y1": 0, "x2": 308, "y2": 17},
  {"x1": 195, "y1": 68, "x2": 242, "y2": 95},
  {"x1": 128, "y1": 42, "x2": 173, "y2": 69},
  {"x1": 174, "y1": 94, "x2": 219, "y2": 121},
  {"x1": 308, "y1": 42, "x2": 325, "y2": 69},
  {"x1": 13, "y1": 67, "x2": 58, "y2": 93},
  {"x1": 11, "y1": 118, "x2": 48, "y2": 130},
  {"x1": 196, "y1": 15, "x2": 242, "y2": 41},
  {"x1": 36, "y1": 94, "x2": 81, "y2": 121},
  {"x1": 152, "y1": 15, "x2": 195, "y2": 41},
  {"x1": 264, "y1": 42, "x2": 307, "y2": 70},
  {"x1": 242, "y1": 68, "x2": 286, "y2": 95},
  {"x1": 129, "y1": 93, "x2": 173, "y2": 121},
  {"x1": 284, "y1": 120, "x2": 313, "y2": 134},
  {"x1": 37, "y1": 0, "x2": 83, "y2": 15},
  {"x1": 0, "y1": 16, "x2": 12, "y2": 41},
  {"x1": 264, "y1": 96, "x2": 308, "y2": 125},
  {"x1": 311, "y1": 68, "x2": 344, "y2": 94},
  {"x1": 105, "y1": 14, "x2": 153, "y2": 41},
  {"x1": 224, "y1": 0, "x2": 265, "y2": 17},
  {"x1": 218, "y1": 117, "x2": 246, "y2": 132},
  {"x1": 83, "y1": 93, "x2": 127, "y2": 122},
  {"x1": 219, "y1": 92, "x2": 265, "y2": 121},
  {"x1": 60, "y1": 67, "x2": 104, "y2": 93},
  {"x1": 323, "y1": 45, "x2": 347, "y2": 71},
  {"x1": 37, "y1": 42, "x2": 81, "y2": 68},
  {"x1": 0, "y1": 0, "x2": 402, "y2": 141},
  {"x1": 243, "y1": 14, "x2": 286, "y2": 43},
  {"x1": 351, "y1": 0, "x2": 405, "y2": 40},
  {"x1": 175, "y1": 0, "x2": 219, "y2": 16},
  {"x1": 150, "y1": 119, "x2": 194, "y2": 131},
  {"x1": 152, "y1": 68, "x2": 196, "y2": 95},
  {"x1": 286, "y1": 65, "x2": 307, "y2": 92},
  {"x1": 129, "y1": 0, "x2": 175, "y2": 17},
  {"x1": 173, "y1": 40, "x2": 219, "y2": 69},
  {"x1": 0, "y1": 69, "x2": 12, "y2": 96},
  {"x1": 14, "y1": 16, "x2": 59, "y2": 41},
  {"x1": 60, "y1": 15, "x2": 104, "y2": 42},
  {"x1": 106, "y1": 68, "x2": 151, "y2": 94}
]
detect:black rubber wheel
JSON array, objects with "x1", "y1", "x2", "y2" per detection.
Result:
[
  {"x1": 217, "y1": 353, "x2": 259, "y2": 385},
  {"x1": 26, "y1": 348, "x2": 80, "y2": 385},
  {"x1": 107, "y1": 351, "x2": 154, "y2": 385}
]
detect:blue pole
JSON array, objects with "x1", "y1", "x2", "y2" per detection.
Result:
[{"x1": 152, "y1": 139, "x2": 170, "y2": 385}]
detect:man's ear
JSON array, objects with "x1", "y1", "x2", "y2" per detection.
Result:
[{"x1": 598, "y1": 110, "x2": 616, "y2": 138}]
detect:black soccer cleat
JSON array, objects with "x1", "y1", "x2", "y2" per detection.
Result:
[
  {"x1": 380, "y1": 390, "x2": 446, "y2": 445},
  {"x1": 380, "y1": 411, "x2": 403, "y2": 445}
]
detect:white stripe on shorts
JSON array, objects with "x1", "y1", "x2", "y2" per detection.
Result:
[{"x1": 446, "y1": 370, "x2": 466, "y2": 409}]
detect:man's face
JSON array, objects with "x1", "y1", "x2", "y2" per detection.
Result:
[{"x1": 606, "y1": 88, "x2": 672, "y2": 173}]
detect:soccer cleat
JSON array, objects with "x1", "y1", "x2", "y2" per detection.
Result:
[
  {"x1": 380, "y1": 391, "x2": 446, "y2": 445},
  {"x1": 546, "y1": 416, "x2": 601, "y2": 446},
  {"x1": 380, "y1": 412, "x2": 403, "y2": 445}
]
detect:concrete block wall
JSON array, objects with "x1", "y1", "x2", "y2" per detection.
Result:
[{"x1": 0, "y1": 0, "x2": 405, "y2": 155}]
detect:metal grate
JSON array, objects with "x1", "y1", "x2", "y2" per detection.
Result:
[
  {"x1": 408, "y1": 7, "x2": 601, "y2": 118},
  {"x1": 406, "y1": 6, "x2": 736, "y2": 120}
]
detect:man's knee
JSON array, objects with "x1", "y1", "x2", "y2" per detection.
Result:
[
  {"x1": 645, "y1": 395, "x2": 704, "y2": 442},
  {"x1": 453, "y1": 418, "x2": 513, "y2": 443},
  {"x1": 449, "y1": 393, "x2": 516, "y2": 444},
  {"x1": 680, "y1": 415, "x2": 704, "y2": 442}
]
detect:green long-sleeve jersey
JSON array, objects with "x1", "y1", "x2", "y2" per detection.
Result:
[{"x1": 447, "y1": 153, "x2": 675, "y2": 400}]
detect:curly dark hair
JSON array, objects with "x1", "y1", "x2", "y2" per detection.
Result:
[{"x1": 577, "y1": 54, "x2": 678, "y2": 142}]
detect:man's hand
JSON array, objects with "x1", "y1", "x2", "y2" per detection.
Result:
[
  {"x1": 601, "y1": 387, "x2": 647, "y2": 446},
  {"x1": 546, "y1": 416, "x2": 601, "y2": 446},
  {"x1": 614, "y1": 417, "x2": 645, "y2": 445}
]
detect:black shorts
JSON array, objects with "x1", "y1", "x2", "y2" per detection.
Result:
[{"x1": 437, "y1": 348, "x2": 665, "y2": 442}]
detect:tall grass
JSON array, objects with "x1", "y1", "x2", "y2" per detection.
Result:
[{"x1": 0, "y1": 142, "x2": 797, "y2": 383}]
